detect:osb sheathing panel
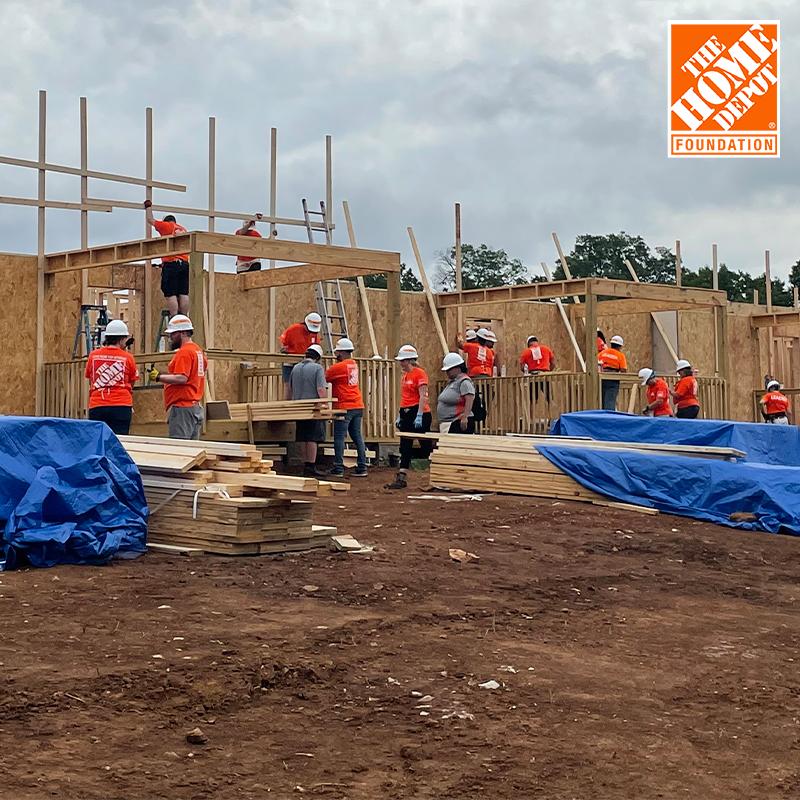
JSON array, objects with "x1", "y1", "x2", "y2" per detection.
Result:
[
  {"x1": 677, "y1": 310, "x2": 716, "y2": 375},
  {"x1": 727, "y1": 304, "x2": 765, "y2": 421},
  {"x1": 0, "y1": 253, "x2": 37, "y2": 415},
  {"x1": 45, "y1": 271, "x2": 82, "y2": 362},
  {"x1": 596, "y1": 311, "x2": 652, "y2": 373}
]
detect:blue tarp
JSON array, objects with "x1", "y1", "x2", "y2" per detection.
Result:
[
  {"x1": 549, "y1": 411, "x2": 800, "y2": 466},
  {"x1": 0, "y1": 417, "x2": 147, "y2": 569},
  {"x1": 537, "y1": 445, "x2": 800, "y2": 535}
]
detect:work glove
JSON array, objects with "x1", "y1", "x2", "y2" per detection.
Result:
[
  {"x1": 394, "y1": 415, "x2": 401, "y2": 430},
  {"x1": 413, "y1": 412, "x2": 424, "y2": 430},
  {"x1": 148, "y1": 365, "x2": 160, "y2": 383}
]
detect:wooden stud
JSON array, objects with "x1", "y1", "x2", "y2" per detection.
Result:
[
  {"x1": 386, "y1": 270, "x2": 401, "y2": 359},
  {"x1": 753, "y1": 288, "x2": 759, "y2": 305},
  {"x1": 188, "y1": 250, "x2": 206, "y2": 347},
  {"x1": 624, "y1": 258, "x2": 680, "y2": 362},
  {"x1": 540, "y1": 261, "x2": 585, "y2": 371},
  {"x1": 552, "y1": 232, "x2": 581, "y2": 304},
  {"x1": 584, "y1": 280, "x2": 600, "y2": 408},
  {"x1": 794, "y1": 286, "x2": 799, "y2": 309},
  {"x1": 455, "y1": 202, "x2": 464, "y2": 335},
  {"x1": 342, "y1": 200, "x2": 379, "y2": 357},
  {"x1": 207, "y1": 117, "x2": 216, "y2": 349},
  {"x1": 675, "y1": 239, "x2": 682, "y2": 287},
  {"x1": 144, "y1": 107, "x2": 154, "y2": 353},
  {"x1": 765, "y1": 249, "x2": 772, "y2": 312},
  {"x1": 712, "y1": 243, "x2": 718, "y2": 290},
  {"x1": 35, "y1": 89, "x2": 46, "y2": 415},
  {"x1": 408, "y1": 226, "x2": 448, "y2": 355},
  {"x1": 269, "y1": 127, "x2": 277, "y2": 351},
  {"x1": 79, "y1": 96, "x2": 89, "y2": 304},
  {"x1": 325, "y1": 135, "x2": 333, "y2": 235}
]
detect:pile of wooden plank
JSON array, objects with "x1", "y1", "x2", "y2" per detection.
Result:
[
  {"x1": 208, "y1": 399, "x2": 344, "y2": 422},
  {"x1": 428, "y1": 433, "x2": 745, "y2": 512},
  {"x1": 119, "y1": 435, "x2": 347, "y2": 555}
]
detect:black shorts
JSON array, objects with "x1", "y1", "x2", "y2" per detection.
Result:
[
  {"x1": 296, "y1": 419, "x2": 326, "y2": 443},
  {"x1": 676, "y1": 405, "x2": 700, "y2": 419},
  {"x1": 161, "y1": 260, "x2": 189, "y2": 298}
]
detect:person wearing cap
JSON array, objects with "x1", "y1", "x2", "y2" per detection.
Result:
[
  {"x1": 436, "y1": 353, "x2": 476, "y2": 434},
  {"x1": 84, "y1": 319, "x2": 140, "y2": 435},
  {"x1": 234, "y1": 213, "x2": 264, "y2": 273},
  {"x1": 598, "y1": 335, "x2": 627, "y2": 411},
  {"x1": 289, "y1": 344, "x2": 329, "y2": 475},
  {"x1": 671, "y1": 360, "x2": 700, "y2": 419},
  {"x1": 279, "y1": 313, "x2": 322, "y2": 398},
  {"x1": 760, "y1": 379, "x2": 791, "y2": 424},
  {"x1": 519, "y1": 336, "x2": 555, "y2": 374},
  {"x1": 144, "y1": 200, "x2": 189, "y2": 317},
  {"x1": 325, "y1": 338, "x2": 367, "y2": 478},
  {"x1": 386, "y1": 344, "x2": 433, "y2": 490},
  {"x1": 638, "y1": 368, "x2": 672, "y2": 417},
  {"x1": 147, "y1": 315, "x2": 208, "y2": 440}
]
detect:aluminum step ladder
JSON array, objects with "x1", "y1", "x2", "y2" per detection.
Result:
[
  {"x1": 72, "y1": 304, "x2": 109, "y2": 358},
  {"x1": 302, "y1": 199, "x2": 349, "y2": 352}
]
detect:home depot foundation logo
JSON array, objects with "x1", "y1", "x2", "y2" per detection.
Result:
[{"x1": 668, "y1": 21, "x2": 779, "y2": 157}]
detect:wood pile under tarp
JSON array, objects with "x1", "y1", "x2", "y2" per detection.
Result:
[
  {"x1": 427, "y1": 433, "x2": 745, "y2": 513},
  {"x1": 119, "y1": 435, "x2": 347, "y2": 555}
]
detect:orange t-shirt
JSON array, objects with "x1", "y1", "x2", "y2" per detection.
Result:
[
  {"x1": 152, "y1": 219, "x2": 189, "y2": 263},
  {"x1": 596, "y1": 336, "x2": 606, "y2": 353},
  {"x1": 85, "y1": 346, "x2": 139, "y2": 409},
  {"x1": 325, "y1": 359, "x2": 364, "y2": 410},
  {"x1": 462, "y1": 341, "x2": 495, "y2": 377},
  {"x1": 400, "y1": 366, "x2": 431, "y2": 412},
  {"x1": 236, "y1": 227, "x2": 262, "y2": 264},
  {"x1": 280, "y1": 323, "x2": 319, "y2": 355},
  {"x1": 519, "y1": 343, "x2": 554, "y2": 372},
  {"x1": 673, "y1": 375, "x2": 699, "y2": 409},
  {"x1": 598, "y1": 347, "x2": 627, "y2": 372},
  {"x1": 646, "y1": 378, "x2": 672, "y2": 416},
  {"x1": 164, "y1": 341, "x2": 207, "y2": 410},
  {"x1": 762, "y1": 391, "x2": 789, "y2": 415}
]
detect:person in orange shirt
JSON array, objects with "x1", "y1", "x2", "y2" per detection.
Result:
[
  {"x1": 235, "y1": 214, "x2": 264, "y2": 273},
  {"x1": 760, "y1": 379, "x2": 791, "y2": 424},
  {"x1": 144, "y1": 201, "x2": 189, "y2": 318},
  {"x1": 147, "y1": 315, "x2": 208, "y2": 440},
  {"x1": 386, "y1": 344, "x2": 433, "y2": 490},
  {"x1": 598, "y1": 335, "x2": 627, "y2": 411},
  {"x1": 280, "y1": 312, "x2": 322, "y2": 397},
  {"x1": 638, "y1": 368, "x2": 672, "y2": 417},
  {"x1": 85, "y1": 319, "x2": 140, "y2": 435},
  {"x1": 519, "y1": 336, "x2": 555, "y2": 373},
  {"x1": 596, "y1": 329, "x2": 607, "y2": 353},
  {"x1": 325, "y1": 338, "x2": 367, "y2": 478},
  {"x1": 671, "y1": 360, "x2": 701, "y2": 419},
  {"x1": 459, "y1": 327, "x2": 498, "y2": 379}
]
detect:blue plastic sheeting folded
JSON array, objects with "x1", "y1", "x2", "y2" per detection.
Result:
[
  {"x1": 549, "y1": 411, "x2": 800, "y2": 467},
  {"x1": 0, "y1": 417, "x2": 147, "y2": 569},
  {"x1": 537, "y1": 445, "x2": 800, "y2": 535}
]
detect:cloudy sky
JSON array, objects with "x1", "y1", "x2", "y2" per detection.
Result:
[{"x1": 0, "y1": 0, "x2": 796, "y2": 282}]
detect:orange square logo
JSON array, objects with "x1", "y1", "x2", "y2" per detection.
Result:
[{"x1": 668, "y1": 21, "x2": 779, "y2": 157}]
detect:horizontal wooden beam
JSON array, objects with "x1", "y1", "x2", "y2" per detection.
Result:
[
  {"x1": 0, "y1": 195, "x2": 111, "y2": 212},
  {"x1": 0, "y1": 155, "x2": 185, "y2": 191},
  {"x1": 194, "y1": 231, "x2": 400, "y2": 273},
  {"x1": 86, "y1": 197, "x2": 329, "y2": 231},
  {"x1": 240, "y1": 263, "x2": 380, "y2": 290},
  {"x1": 573, "y1": 297, "x2": 712, "y2": 315},
  {"x1": 46, "y1": 234, "x2": 193, "y2": 273},
  {"x1": 436, "y1": 279, "x2": 589, "y2": 307},
  {"x1": 750, "y1": 309, "x2": 800, "y2": 329},
  {"x1": 589, "y1": 278, "x2": 727, "y2": 307}
]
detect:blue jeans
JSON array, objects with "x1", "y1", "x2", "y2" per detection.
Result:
[
  {"x1": 602, "y1": 380, "x2": 620, "y2": 411},
  {"x1": 333, "y1": 408, "x2": 366, "y2": 470}
]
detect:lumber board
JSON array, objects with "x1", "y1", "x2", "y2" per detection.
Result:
[
  {"x1": 120, "y1": 434, "x2": 260, "y2": 459},
  {"x1": 127, "y1": 449, "x2": 207, "y2": 474}
]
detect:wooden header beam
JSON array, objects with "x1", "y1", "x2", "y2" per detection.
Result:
[
  {"x1": 750, "y1": 309, "x2": 800, "y2": 329},
  {"x1": 240, "y1": 263, "x2": 380, "y2": 290}
]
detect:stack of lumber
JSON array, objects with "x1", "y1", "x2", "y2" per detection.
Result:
[
  {"x1": 227, "y1": 399, "x2": 344, "y2": 422},
  {"x1": 428, "y1": 433, "x2": 745, "y2": 512},
  {"x1": 118, "y1": 435, "x2": 348, "y2": 555}
]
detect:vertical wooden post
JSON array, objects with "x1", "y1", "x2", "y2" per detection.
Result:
[
  {"x1": 753, "y1": 288, "x2": 759, "y2": 305},
  {"x1": 35, "y1": 89, "x2": 46, "y2": 415},
  {"x1": 189, "y1": 247, "x2": 206, "y2": 348},
  {"x1": 386, "y1": 271, "x2": 401, "y2": 359},
  {"x1": 793, "y1": 286, "x2": 799, "y2": 308},
  {"x1": 552, "y1": 231, "x2": 581, "y2": 304},
  {"x1": 455, "y1": 202, "x2": 463, "y2": 335},
  {"x1": 716, "y1": 300, "x2": 728, "y2": 414},
  {"x1": 540, "y1": 261, "x2": 585, "y2": 371},
  {"x1": 79, "y1": 96, "x2": 89, "y2": 304},
  {"x1": 764, "y1": 249, "x2": 772, "y2": 312},
  {"x1": 144, "y1": 107, "x2": 154, "y2": 353},
  {"x1": 207, "y1": 117, "x2": 216, "y2": 349},
  {"x1": 268, "y1": 127, "x2": 277, "y2": 351},
  {"x1": 584, "y1": 279, "x2": 599, "y2": 408},
  {"x1": 675, "y1": 239, "x2": 682, "y2": 287},
  {"x1": 408, "y1": 226, "x2": 448, "y2": 356},
  {"x1": 711, "y1": 243, "x2": 718, "y2": 290},
  {"x1": 342, "y1": 200, "x2": 379, "y2": 357},
  {"x1": 325, "y1": 135, "x2": 333, "y2": 232}
]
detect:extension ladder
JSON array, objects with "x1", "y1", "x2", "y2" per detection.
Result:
[{"x1": 302, "y1": 199, "x2": 349, "y2": 352}]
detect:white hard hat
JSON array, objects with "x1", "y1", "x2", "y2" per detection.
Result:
[
  {"x1": 638, "y1": 368, "x2": 655, "y2": 385},
  {"x1": 476, "y1": 327, "x2": 491, "y2": 339},
  {"x1": 105, "y1": 319, "x2": 130, "y2": 337},
  {"x1": 165, "y1": 314, "x2": 193, "y2": 333},
  {"x1": 767, "y1": 379, "x2": 781, "y2": 390},
  {"x1": 465, "y1": 329, "x2": 477, "y2": 341},
  {"x1": 527, "y1": 335, "x2": 538, "y2": 345},
  {"x1": 306, "y1": 344, "x2": 324, "y2": 357},
  {"x1": 395, "y1": 344, "x2": 419, "y2": 361},
  {"x1": 483, "y1": 330, "x2": 497, "y2": 343},
  {"x1": 334, "y1": 337, "x2": 354, "y2": 352},
  {"x1": 676, "y1": 359, "x2": 692, "y2": 371},
  {"x1": 610, "y1": 335, "x2": 624, "y2": 346},
  {"x1": 442, "y1": 352, "x2": 466, "y2": 371},
  {"x1": 304, "y1": 312, "x2": 322, "y2": 332}
]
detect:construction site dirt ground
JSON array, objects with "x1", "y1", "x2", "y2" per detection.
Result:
[{"x1": 1, "y1": 469, "x2": 799, "y2": 800}]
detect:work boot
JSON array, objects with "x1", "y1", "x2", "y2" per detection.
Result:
[{"x1": 384, "y1": 471, "x2": 407, "y2": 489}]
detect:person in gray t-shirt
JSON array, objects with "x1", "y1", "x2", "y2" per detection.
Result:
[
  {"x1": 436, "y1": 353, "x2": 476, "y2": 434},
  {"x1": 289, "y1": 345, "x2": 329, "y2": 475}
]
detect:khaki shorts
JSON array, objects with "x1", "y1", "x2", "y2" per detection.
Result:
[{"x1": 168, "y1": 404, "x2": 204, "y2": 440}]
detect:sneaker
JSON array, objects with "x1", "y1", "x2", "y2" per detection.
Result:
[
  {"x1": 327, "y1": 467, "x2": 345, "y2": 477},
  {"x1": 351, "y1": 466, "x2": 368, "y2": 478}
]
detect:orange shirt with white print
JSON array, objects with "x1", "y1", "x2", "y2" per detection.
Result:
[
  {"x1": 519, "y1": 343, "x2": 554, "y2": 372},
  {"x1": 164, "y1": 341, "x2": 207, "y2": 410},
  {"x1": 462, "y1": 341, "x2": 495, "y2": 377},
  {"x1": 152, "y1": 219, "x2": 189, "y2": 262},
  {"x1": 762, "y1": 391, "x2": 789, "y2": 416},
  {"x1": 646, "y1": 378, "x2": 672, "y2": 416},
  {"x1": 280, "y1": 323, "x2": 319, "y2": 355},
  {"x1": 598, "y1": 347, "x2": 627, "y2": 372},
  {"x1": 673, "y1": 375, "x2": 699, "y2": 409},
  {"x1": 400, "y1": 366, "x2": 430, "y2": 412},
  {"x1": 85, "y1": 346, "x2": 139, "y2": 409},
  {"x1": 325, "y1": 359, "x2": 364, "y2": 410}
]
